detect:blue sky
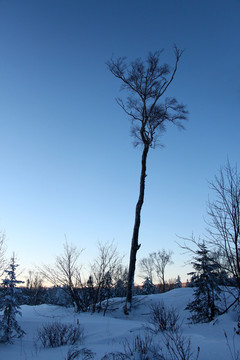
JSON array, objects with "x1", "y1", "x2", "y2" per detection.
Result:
[{"x1": 0, "y1": 0, "x2": 239, "y2": 282}]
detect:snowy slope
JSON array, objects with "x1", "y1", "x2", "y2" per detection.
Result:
[{"x1": 0, "y1": 288, "x2": 239, "y2": 360}]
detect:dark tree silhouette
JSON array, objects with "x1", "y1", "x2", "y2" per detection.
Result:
[
  {"x1": 186, "y1": 242, "x2": 221, "y2": 323},
  {"x1": 107, "y1": 47, "x2": 188, "y2": 313},
  {"x1": 207, "y1": 161, "x2": 240, "y2": 289},
  {"x1": 0, "y1": 255, "x2": 25, "y2": 343}
]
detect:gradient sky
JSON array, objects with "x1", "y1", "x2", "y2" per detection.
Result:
[{"x1": 0, "y1": 0, "x2": 240, "y2": 283}]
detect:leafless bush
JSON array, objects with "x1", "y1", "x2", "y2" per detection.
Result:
[
  {"x1": 123, "y1": 334, "x2": 161, "y2": 359},
  {"x1": 101, "y1": 353, "x2": 128, "y2": 360},
  {"x1": 148, "y1": 301, "x2": 180, "y2": 333},
  {"x1": 159, "y1": 329, "x2": 200, "y2": 360},
  {"x1": 224, "y1": 331, "x2": 240, "y2": 360},
  {"x1": 37, "y1": 321, "x2": 84, "y2": 348},
  {"x1": 147, "y1": 302, "x2": 200, "y2": 360},
  {"x1": 66, "y1": 346, "x2": 95, "y2": 360},
  {"x1": 102, "y1": 329, "x2": 199, "y2": 360}
]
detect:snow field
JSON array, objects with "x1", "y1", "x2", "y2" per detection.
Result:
[{"x1": 0, "y1": 288, "x2": 239, "y2": 360}]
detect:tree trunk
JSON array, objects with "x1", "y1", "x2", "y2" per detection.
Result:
[
  {"x1": 162, "y1": 274, "x2": 166, "y2": 293},
  {"x1": 124, "y1": 144, "x2": 149, "y2": 314}
]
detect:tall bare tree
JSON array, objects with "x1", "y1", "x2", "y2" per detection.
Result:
[
  {"x1": 107, "y1": 47, "x2": 187, "y2": 313},
  {"x1": 207, "y1": 161, "x2": 240, "y2": 289}
]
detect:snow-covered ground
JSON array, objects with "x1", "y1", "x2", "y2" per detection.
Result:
[{"x1": 0, "y1": 288, "x2": 239, "y2": 360}]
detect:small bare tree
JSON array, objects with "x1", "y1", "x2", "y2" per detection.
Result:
[
  {"x1": 139, "y1": 256, "x2": 154, "y2": 282},
  {"x1": 40, "y1": 241, "x2": 84, "y2": 312},
  {"x1": 0, "y1": 231, "x2": 6, "y2": 278},
  {"x1": 150, "y1": 249, "x2": 173, "y2": 292},
  {"x1": 90, "y1": 241, "x2": 122, "y2": 312},
  {"x1": 25, "y1": 271, "x2": 45, "y2": 305},
  {"x1": 207, "y1": 161, "x2": 240, "y2": 289},
  {"x1": 107, "y1": 47, "x2": 187, "y2": 313},
  {"x1": 26, "y1": 270, "x2": 43, "y2": 288}
]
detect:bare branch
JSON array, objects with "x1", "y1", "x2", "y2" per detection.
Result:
[{"x1": 107, "y1": 48, "x2": 187, "y2": 148}]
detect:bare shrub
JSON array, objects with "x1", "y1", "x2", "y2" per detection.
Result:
[
  {"x1": 224, "y1": 331, "x2": 240, "y2": 360},
  {"x1": 148, "y1": 301, "x2": 180, "y2": 333},
  {"x1": 101, "y1": 353, "x2": 128, "y2": 360},
  {"x1": 102, "y1": 330, "x2": 199, "y2": 360},
  {"x1": 66, "y1": 346, "x2": 95, "y2": 360},
  {"x1": 146, "y1": 302, "x2": 199, "y2": 359},
  {"x1": 37, "y1": 321, "x2": 84, "y2": 348},
  {"x1": 123, "y1": 333, "x2": 161, "y2": 359},
  {"x1": 159, "y1": 328, "x2": 200, "y2": 360}
]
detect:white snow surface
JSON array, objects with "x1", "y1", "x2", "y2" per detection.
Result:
[{"x1": 0, "y1": 288, "x2": 239, "y2": 360}]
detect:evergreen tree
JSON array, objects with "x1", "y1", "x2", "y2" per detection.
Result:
[
  {"x1": 186, "y1": 243, "x2": 222, "y2": 323},
  {"x1": 186, "y1": 278, "x2": 195, "y2": 287},
  {"x1": 114, "y1": 279, "x2": 126, "y2": 297},
  {"x1": 141, "y1": 277, "x2": 157, "y2": 295},
  {"x1": 113, "y1": 265, "x2": 128, "y2": 295},
  {"x1": 175, "y1": 275, "x2": 182, "y2": 288},
  {"x1": 86, "y1": 275, "x2": 95, "y2": 310},
  {"x1": 101, "y1": 271, "x2": 113, "y2": 315},
  {"x1": 101, "y1": 271, "x2": 113, "y2": 302},
  {"x1": 0, "y1": 256, "x2": 25, "y2": 343}
]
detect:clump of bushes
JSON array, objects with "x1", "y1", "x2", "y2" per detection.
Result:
[
  {"x1": 148, "y1": 301, "x2": 180, "y2": 333},
  {"x1": 123, "y1": 333, "x2": 158, "y2": 359},
  {"x1": 65, "y1": 346, "x2": 95, "y2": 360},
  {"x1": 36, "y1": 320, "x2": 84, "y2": 348}
]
